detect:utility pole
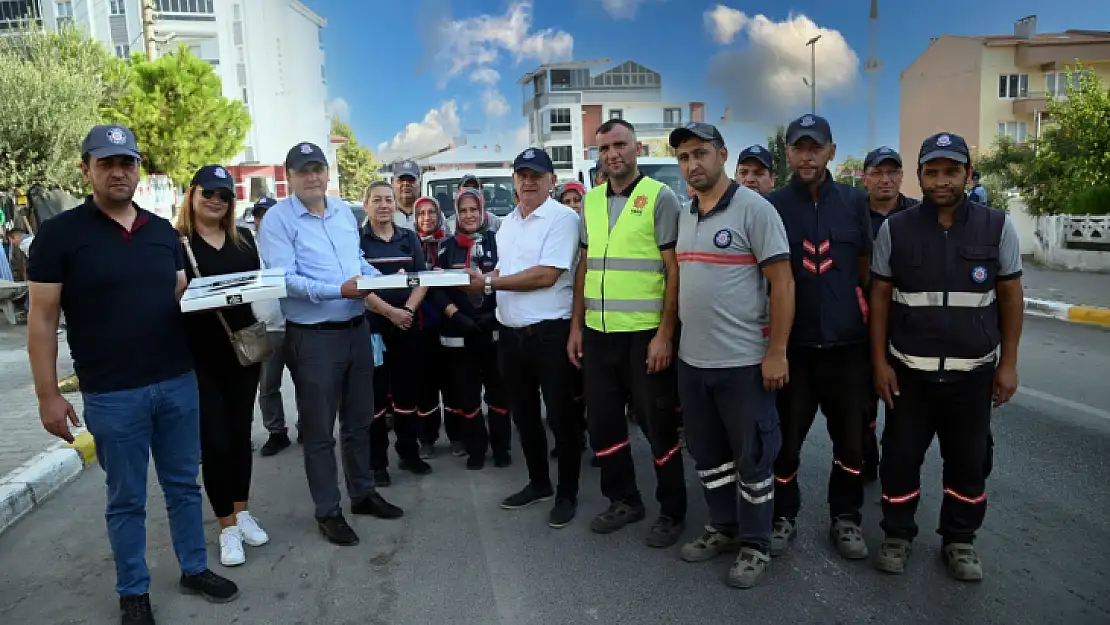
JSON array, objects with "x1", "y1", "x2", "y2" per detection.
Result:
[
  {"x1": 864, "y1": 0, "x2": 883, "y2": 150},
  {"x1": 806, "y1": 35, "x2": 822, "y2": 114},
  {"x1": 141, "y1": 0, "x2": 157, "y2": 61}
]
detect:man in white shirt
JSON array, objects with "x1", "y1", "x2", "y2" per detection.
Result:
[{"x1": 461, "y1": 147, "x2": 584, "y2": 529}]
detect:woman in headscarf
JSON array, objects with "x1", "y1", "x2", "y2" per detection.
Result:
[{"x1": 431, "y1": 188, "x2": 511, "y2": 469}]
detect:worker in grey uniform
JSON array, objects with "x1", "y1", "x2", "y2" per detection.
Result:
[{"x1": 392, "y1": 160, "x2": 421, "y2": 230}]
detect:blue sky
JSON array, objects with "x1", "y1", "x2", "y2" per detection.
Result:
[{"x1": 304, "y1": 0, "x2": 1105, "y2": 168}]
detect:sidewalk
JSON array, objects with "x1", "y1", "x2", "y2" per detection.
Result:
[{"x1": 1022, "y1": 265, "x2": 1110, "y2": 327}]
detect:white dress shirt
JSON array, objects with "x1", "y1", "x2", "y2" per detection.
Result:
[{"x1": 494, "y1": 197, "x2": 579, "y2": 328}]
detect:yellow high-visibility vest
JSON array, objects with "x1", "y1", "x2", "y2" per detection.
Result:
[{"x1": 583, "y1": 176, "x2": 666, "y2": 332}]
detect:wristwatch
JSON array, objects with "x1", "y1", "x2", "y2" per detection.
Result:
[{"x1": 483, "y1": 275, "x2": 494, "y2": 295}]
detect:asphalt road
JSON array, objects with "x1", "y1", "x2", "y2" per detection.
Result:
[{"x1": 1, "y1": 316, "x2": 1109, "y2": 625}]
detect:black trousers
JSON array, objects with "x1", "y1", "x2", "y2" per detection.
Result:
[
  {"x1": 371, "y1": 324, "x2": 423, "y2": 467},
  {"x1": 773, "y1": 343, "x2": 871, "y2": 522},
  {"x1": 583, "y1": 328, "x2": 686, "y2": 520},
  {"x1": 197, "y1": 360, "x2": 261, "y2": 518},
  {"x1": 419, "y1": 336, "x2": 451, "y2": 445},
  {"x1": 498, "y1": 319, "x2": 584, "y2": 498},
  {"x1": 442, "y1": 334, "x2": 511, "y2": 458},
  {"x1": 880, "y1": 365, "x2": 994, "y2": 544}
]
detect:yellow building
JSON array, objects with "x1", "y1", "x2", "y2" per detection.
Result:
[{"x1": 899, "y1": 16, "x2": 1110, "y2": 197}]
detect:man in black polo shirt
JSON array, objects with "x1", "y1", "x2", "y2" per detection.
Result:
[{"x1": 27, "y1": 125, "x2": 238, "y2": 625}]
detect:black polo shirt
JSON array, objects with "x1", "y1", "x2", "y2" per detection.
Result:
[
  {"x1": 360, "y1": 225, "x2": 427, "y2": 332},
  {"x1": 27, "y1": 197, "x2": 193, "y2": 393}
]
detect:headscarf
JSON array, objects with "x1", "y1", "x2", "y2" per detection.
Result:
[
  {"x1": 454, "y1": 188, "x2": 488, "y2": 236},
  {"x1": 413, "y1": 195, "x2": 446, "y2": 262}
]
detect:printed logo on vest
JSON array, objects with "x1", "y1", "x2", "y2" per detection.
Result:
[
  {"x1": 714, "y1": 229, "x2": 733, "y2": 248},
  {"x1": 971, "y1": 265, "x2": 988, "y2": 283},
  {"x1": 631, "y1": 194, "x2": 648, "y2": 215}
]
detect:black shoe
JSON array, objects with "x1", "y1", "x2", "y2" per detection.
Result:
[
  {"x1": 590, "y1": 500, "x2": 647, "y2": 534},
  {"x1": 352, "y1": 492, "x2": 404, "y2": 519},
  {"x1": 178, "y1": 569, "x2": 239, "y2": 603},
  {"x1": 399, "y1": 456, "x2": 433, "y2": 475},
  {"x1": 316, "y1": 514, "x2": 360, "y2": 546},
  {"x1": 645, "y1": 515, "x2": 686, "y2": 548},
  {"x1": 548, "y1": 497, "x2": 577, "y2": 528},
  {"x1": 120, "y1": 593, "x2": 155, "y2": 625},
  {"x1": 374, "y1": 469, "x2": 392, "y2": 487},
  {"x1": 259, "y1": 432, "x2": 291, "y2": 457},
  {"x1": 466, "y1": 455, "x2": 485, "y2": 470},
  {"x1": 501, "y1": 484, "x2": 555, "y2": 509},
  {"x1": 493, "y1": 453, "x2": 512, "y2": 468}
]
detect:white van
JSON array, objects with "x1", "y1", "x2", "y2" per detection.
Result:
[{"x1": 586, "y1": 156, "x2": 691, "y2": 204}]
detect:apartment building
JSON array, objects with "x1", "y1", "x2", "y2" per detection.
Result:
[
  {"x1": 900, "y1": 15, "x2": 1110, "y2": 196},
  {"x1": 518, "y1": 59, "x2": 704, "y2": 180},
  {"x1": 4, "y1": 0, "x2": 337, "y2": 199}
]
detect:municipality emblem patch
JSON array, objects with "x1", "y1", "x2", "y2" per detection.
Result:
[
  {"x1": 106, "y1": 127, "x2": 126, "y2": 145},
  {"x1": 971, "y1": 265, "x2": 988, "y2": 283},
  {"x1": 800, "y1": 115, "x2": 815, "y2": 127},
  {"x1": 936, "y1": 134, "x2": 952, "y2": 147},
  {"x1": 750, "y1": 146, "x2": 761, "y2": 153},
  {"x1": 714, "y1": 229, "x2": 733, "y2": 249},
  {"x1": 214, "y1": 167, "x2": 227, "y2": 178},
  {"x1": 523, "y1": 149, "x2": 535, "y2": 159},
  {"x1": 299, "y1": 143, "x2": 313, "y2": 154}
]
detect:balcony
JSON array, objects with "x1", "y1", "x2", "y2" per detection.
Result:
[
  {"x1": 1015, "y1": 40, "x2": 1110, "y2": 67},
  {"x1": 540, "y1": 130, "x2": 573, "y2": 143},
  {"x1": 1013, "y1": 91, "x2": 1050, "y2": 116}
]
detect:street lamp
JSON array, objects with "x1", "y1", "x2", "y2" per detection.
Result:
[{"x1": 806, "y1": 35, "x2": 822, "y2": 113}]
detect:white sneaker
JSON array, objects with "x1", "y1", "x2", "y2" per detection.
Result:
[
  {"x1": 219, "y1": 526, "x2": 245, "y2": 567},
  {"x1": 236, "y1": 510, "x2": 270, "y2": 547}
]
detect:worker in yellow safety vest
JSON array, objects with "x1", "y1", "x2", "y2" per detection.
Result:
[{"x1": 568, "y1": 118, "x2": 687, "y2": 548}]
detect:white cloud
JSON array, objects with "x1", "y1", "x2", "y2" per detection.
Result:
[
  {"x1": 377, "y1": 101, "x2": 463, "y2": 160},
  {"x1": 433, "y1": 1, "x2": 574, "y2": 88},
  {"x1": 704, "y1": 4, "x2": 749, "y2": 45},
  {"x1": 482, "y1": 89, "x2": 510, "y2": 117},
  {"x1": 470, "y1": 68, "x2": 501, "y2": 85},
  {"x1": 600, "y1": 0, "x2": 647, "y2": 20},
  {"x1": 705, "y1": 10, "x2": 860, "y2": 125},
  {"x1": 327, "y1": 97, "x2": 350, "y2": 123}
]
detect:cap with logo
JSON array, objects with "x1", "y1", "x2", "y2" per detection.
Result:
[
  {"x1": 737, "y1": 144, "x2": 773, "y2": 169},
  {"x1": 669, "y1": 122, "x2": 725, "y2": 148},
  {"x1": 460, "y1": 173, "x2": 481, "y2": 187},
  {"x1": 864, "y1": 146, "x2": 902, "y2": 169},
  {"x1": 513, "y1": 147, "x2": 554, "y2": 174},
  {"x1": 251, "y1": 197, "x2": 277, "y2": 218},
  {"x1": 394, "y1": 160, "x2": 421, "y2": 180},
  {"x1": 785, "y1": 114, "x2": 833, "y2": 146},
  {"x1": 82, "y1": 125, "x2": 141, "y2": 160},
  {"x1": 918, "y1": 132, "x2": 970, "y2": 165},
  {"x1": 190, "y1": 164, "x2": 235, "y2": 190},
  {"x1": 285, "y1": 142, "x2": 328, "y2": 171}
]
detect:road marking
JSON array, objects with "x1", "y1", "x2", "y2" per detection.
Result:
[{"x1": 1016, "y1": 387, "x2": 1110, "y2": 421}]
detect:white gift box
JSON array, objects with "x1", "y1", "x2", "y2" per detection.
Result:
[
  {"x1": 357, "y1": 269, "x2": 471, "y2": 290},
  {"x1": 181, "y1": 267, "x2": 287, "y2": 313}
]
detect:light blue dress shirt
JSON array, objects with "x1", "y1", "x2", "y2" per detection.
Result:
[{"x1": 258, "y1": 193, "x2": 379, "y2": 324}]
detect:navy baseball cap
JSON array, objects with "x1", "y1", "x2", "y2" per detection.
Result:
[
  {"x1": 513, "y1": 147, "x2": 554, "y2": 174},
  {"x1": 918, "y1": 132, "x2": 970, "y2": 165},
  {"x1": 190, "y1": 165, "x2": 235, "y2": 190},
  {"x1": 864, "y1": 146, "x2": 902, "y2": 169},
  {"x1": 285, "y1": 142, "x2": 328, "y2": 170},
  {"x1": 82, "y1": 125, "x2": 141, "y2": 160},
  {"x1": 251, "y1": 197, "x2": 277, "y2": 218},
  {"x1": 460, "y1": 174, "x2": 481, "y2": 187},
  {"x1": 669, "y1": 122, "x2": 725, "y2": 148},
  {"x1": 737, "y1": 144, "x2": 773, "y2": 169},
  {"x1": 786, "y1": 114, "x2": 833, "y2": 146},
  {"x1": 393, "y1": 160, "x2": 421, "y2": 180}
]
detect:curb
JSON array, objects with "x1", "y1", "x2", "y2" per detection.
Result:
[
  {"x1": 1024, "y1": 297, "x2": 1110, "y2": 328},
  {"x1": 0, "y1": 430, "x2": 95, "y2": 538}
]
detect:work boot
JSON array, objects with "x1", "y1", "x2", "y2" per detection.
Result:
[
  {"x1": 120, "y1": 593, "x2": 155, "y2": 625},
  {"x1": 645, "y1": 515, "x2": 685, "y2": 548},
  {"x1": 259, "y1": 432, "x2": 290, "y2": 457},
  {"x1": 942, "y1": 542, "x2": 984, "y2": 582},
  {"x1": 680, "y1": 526, "x2": 742, "y2": 562},
  {"x1": 874, "y1": 537, "x2": 913, "y2": 574},
  {"x1": 727, "y1": 546, "x2": 771, "y2": 589},
  {"x1": 351, "y1": 493, "x2": 404, "y2": 519},
  {"x1": 589, "y1": 500, "x2": 646, "y2": 534},
  {"x1": 829, "y1": 517, "x2": 869, "y2": 560},
  {"x1": 178, "y1": 569, "x2": 240, "y2": 603},
  {"x1": 399, "y1": 456, "x2": 432, "y2": 475},
  {"x1": 770, "y1": 517, "x2": 797, "y2": 556}
]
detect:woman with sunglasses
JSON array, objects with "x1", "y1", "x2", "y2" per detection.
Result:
[{"x1": 176, "y1": 165, "x2": 270, "y2": 568}]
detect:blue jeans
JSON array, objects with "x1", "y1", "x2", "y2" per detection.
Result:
[{"x1": 83, "y1": 371, "x2": 209, "y2": 597}]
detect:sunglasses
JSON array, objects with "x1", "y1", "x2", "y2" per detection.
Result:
[{"x1": 201, "y1": 188, "x2": 235, "y2": 202}]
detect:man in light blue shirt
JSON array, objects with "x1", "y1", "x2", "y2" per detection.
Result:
[{"x1": 259, "y1": 142, "x2": 404, "y2": 546}]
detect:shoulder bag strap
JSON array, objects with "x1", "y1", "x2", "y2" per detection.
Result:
[{"x1": 180, "y1": 235, "x2": 236, "y2": 339}]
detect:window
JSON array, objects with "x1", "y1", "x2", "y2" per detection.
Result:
[
  {"x1": 236, "y1": 62, "x2": 247, "y2": 87},
  {"x1": 241, "y1": 87, "x2": 248, "y2": 104},
  {"x1": 548, "y1": 146, "x2": 573, "y2": 169},
  {"x1": 114, "y1": 44, "x2": 130, "y2": 58},
  {"x1": 154, "y1": 0, "x2": 215, "y2": 15},
  {"x1": 550, "y1": 69, "x2": 570, "y2": 87},
  {"x1": 55, "y1": 1, "x2": 73, "y2": 27},
  {"x1": 997, "y1": 121, "x2": 1028, "y2": 143},
  {"x1": 1, "y1": 0, "x2": 43, "y2": 31},
  {"x1": 587, "y1": 146, "x2": 599, "y2": 161},
  {"x1": 609, "y1": 109, "x2": 623, "y2": 120},
  {"x1": 109, "y1": 0, "x2": 125, "y2": 14},
  {"x1": 664, "y1": 107, "x2": 682, "y2": 125},
  {"x1": 550, "y1": 108, "x2": 571, "y2": 132},
  {"x1": 1046, "y1": 70, "x2": 1093, "y2": 98},
  {"x1": 248, "y1": 177, "x2": 273, "y2": 201},
  {"x1": 997, "y1": 73, "x2": 1029, "y2": 99}
]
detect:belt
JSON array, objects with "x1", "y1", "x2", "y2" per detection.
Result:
[
  {"x1": 505, "y1": 318, "x2": 568, "y2": 337},
  {"x1": 287, "y1": 316, "x2": 364, "y2": 331}
]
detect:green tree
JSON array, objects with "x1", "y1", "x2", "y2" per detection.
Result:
[
  {"x1": 835, "y1": 155, "x2": 866, "y2": 188},
  {"x1": 105, "y1": 45, "x2": 250, "y2": 185},
  {"x1": 766, "y1": 125, "x2": 791, "y2": 189},
  {"x1": 332, "y1": 118, "x2": 380, "y2": 199}
]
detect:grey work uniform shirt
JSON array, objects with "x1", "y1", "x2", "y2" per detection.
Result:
[
  {"x1": 677, "y1": 182, "x2": 791, "y2": 368},
  {"x1": 579, "y1": 173, "x2": 681, "y2": 251}
]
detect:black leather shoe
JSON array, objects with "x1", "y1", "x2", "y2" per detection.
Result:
[
  {"x1": 399, "y1": 456, "x2": 433, "y2": 475},
  {"x1": 351, "y1": 492, "x2": 404, "y2": 519},
  {"x1": 178, "y1": 569, "x2": 239, "y2": 603},
  {"x1": 317, "y1": 514, "x2": 360, "y2": 546},
  {"x1": 120, "y1": 593, "x2": 155, "y2": 625}
]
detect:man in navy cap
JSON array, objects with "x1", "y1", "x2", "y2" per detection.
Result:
[
  {"x1": 734, "y1": 144, "x2": 777, "y2": 195},
  {"x1": 27, "y1": 125, "x2": 240, "y2": 623},
  {"x1": 392, "y1": 160, "x2": 422, "y2": 230},
  {"x1": 869, "y1": 132, "x2": 1022, "y2": 582}
]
